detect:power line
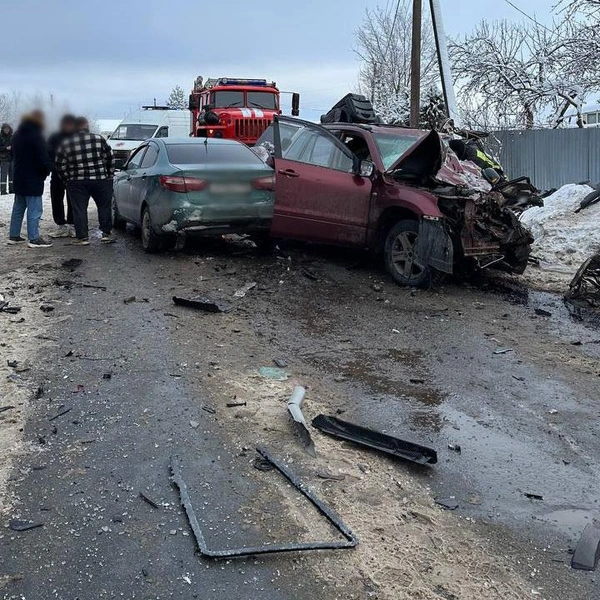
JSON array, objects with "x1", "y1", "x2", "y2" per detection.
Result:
[
  {"x1": 382, "y1": 0, "x2": 403, "y2": 62},
  {"x1": 502, "y1": 0, "x2": 554, "y2": 32}
]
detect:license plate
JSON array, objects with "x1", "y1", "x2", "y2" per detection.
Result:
[{"x1": 210, "y1": 182, "x2": 251, "y2": 195}]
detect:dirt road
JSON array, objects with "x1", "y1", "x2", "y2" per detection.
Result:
[{"x1": 1, "y1": 206, "x2": 599, "y2": 599}]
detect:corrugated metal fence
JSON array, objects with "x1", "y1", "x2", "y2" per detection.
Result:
[{"x1": 487, "y1": 129, "x2": 600, "y2": 190}]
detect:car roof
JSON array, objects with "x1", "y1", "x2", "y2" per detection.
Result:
[
  {"x1": 322, "y1": 122, "x2": 424, "y2": 137},
  {"x1": 155, "y1": 137, "x2": 243, "y2": 146}
]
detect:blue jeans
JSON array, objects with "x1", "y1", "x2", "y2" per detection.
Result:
[{"x1": 9, "y1": 195, "x2": 43, "y2": 241}]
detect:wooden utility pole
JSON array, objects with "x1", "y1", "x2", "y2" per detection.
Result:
[{"x1": 410, "y1": 0, "x2": 422, "y2": 128}]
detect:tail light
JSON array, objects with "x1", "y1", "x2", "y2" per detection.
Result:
[
  {"x1": 160, "y1": 176, "x2": 207, "y2": 193},
  {"x1": 252, "y1": 175, "x2": 276, "y2": 191}
]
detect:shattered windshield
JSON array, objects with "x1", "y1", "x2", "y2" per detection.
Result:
[{"x1": 373, "y1": 132, "x2": 422, "y2": 170}]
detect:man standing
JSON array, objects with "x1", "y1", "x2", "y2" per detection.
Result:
[
  {"x1": 47, "y1": 114, "x2": 76, "y2": 237},
  {"x1": 55, "y1": 117, "x2": 115, "y2": 246},
  {"x1": 8, "y1": 111, "x2": 53, "y2": 248},
  {"x1": 0, "y1": 123, "x2": 13, "y2": 195}
]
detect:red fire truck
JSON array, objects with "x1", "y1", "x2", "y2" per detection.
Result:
[{"x1": 188, "y1": 77, "x2": 299, "y2": 146}]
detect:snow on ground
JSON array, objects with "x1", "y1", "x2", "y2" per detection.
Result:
[{"x1": 521, "y1": 183, "x2": 600, "y2": 276}]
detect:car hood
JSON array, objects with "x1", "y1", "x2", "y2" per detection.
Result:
[{"x1": 387, "y1": 130, "x2": 492, "y2": 193}]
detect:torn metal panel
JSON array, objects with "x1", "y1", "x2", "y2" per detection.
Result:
[
  {"x1": 416, "y1": 218, "x2": 454, "y2": 274},
  {"x1": 172, "y1": 295, "x2": 233, "y2": 313},
  {"x1": 566, "y1": 253, "x2": 600, "y2": 308},
  {"x1": 572, "y1": 520, "x2": 600, "y2": 571},
  {"x1": 170, "y1": 447, "x2": 358, "y2": 559},
  {"x1": 312, "y1": 414, "x2": 437, "y2": 466},
  {"x1": 287, "y1": 386, "x2": 316, "y2": 457}
]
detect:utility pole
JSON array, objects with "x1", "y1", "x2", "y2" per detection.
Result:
[
  {"x1": 410, "y1": 0, "x2": 422, "y2": 128},
  {"x1": 429, "y1": 0, "x2": 459, "y2": 126}
]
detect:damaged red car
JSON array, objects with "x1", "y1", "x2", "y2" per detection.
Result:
[{"x1": 259, "y1": 116, "x2": 533, "y2": 287}]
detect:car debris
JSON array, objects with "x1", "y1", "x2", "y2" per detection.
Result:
[
  {"x1": 524, "y1": 492, "x2": 544, "y2": 500},
  {"x1": 139, "y1": 491, "x2": 160, "y2": 509},
  {"x1": 435, "y1": 498, "x2": 459, "y2": 510},
  {"x1": 448, "y1": 444, "x2": 462, "y2": 453},
  {"x1": 0, "y1": 406, "x2": 15, "y2": 414},
  {"x1": 252, "y1": 457, "x2": 275, "y2": 472},
  {"x1": 170, "y1": 447, "x2": 358, "y2": 558},
  {"x1": 226, "y1": 401, "x2": 247, "y2": 408},
  {"x1": 8, "y1": 519, "x2": 44, "y2": 532},
  {"x1": 572, "y1": 520, "x2": 600, "y2": 571},
  {"x1": 48, "y1": 407, "x2": 72, "y2": 422},
  {"x1": 534, "y1": 308, "x2": 552, "y2": 317},
  {"x1": 173, "y1": 295, "x2": 233, "y2": 313},
  {"x1": 493, "y1": 348, "x2": 513, "y2": 355},
  {"x1": 312, "y1": 415, "x2": 437, "y2": 466},
  {"x1": 566, "y1": 253, "x2": 600, "y2": 308},
  {"x1": 316, "y1": 470, "x2": 346, "y2": 481},
  {"x1": 259, "y1": 366, "x2": 289, "y2": 381},
  {"x1": 61, "y1": 258, "x2": 83, "y2": 270},
  {"x1": 233, "y1": 282, "x2": 257, "y2": 298},
  {"x1": 273, "y1": 358, "x2": 288, "y2": 368},
  {"x1": 287, "y1": 386, "x2": 316, "y2": 457},
  {"x1": 54, "y1": 278, "x2": 107, "y2": 291},
  {"x1": 40, "y1": 303, "x2": 55, "y2": 313}
]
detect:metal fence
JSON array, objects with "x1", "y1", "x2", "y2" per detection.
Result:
[{"x1": 487, "y1": 128, "x2": 600, "y2": 191}]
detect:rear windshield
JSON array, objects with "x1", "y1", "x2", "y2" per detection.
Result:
[
  {"x1": 111, "y1": 124, "x2": 158, "y2": 141},
  {"x1": 166, "y1": 143, "x2": 263, "y2": 165},
  {"x1": 373, "y1": 132, "x2": 422, "y2": 170}
]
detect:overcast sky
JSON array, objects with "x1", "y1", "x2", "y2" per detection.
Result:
[{"x1": 0, "y1": 0, "x2": 552, "y2": 121}]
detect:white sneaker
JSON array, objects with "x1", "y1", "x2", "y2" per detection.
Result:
[{"x1": 48, "y1": 225, "x2": 71, "y2": 239}]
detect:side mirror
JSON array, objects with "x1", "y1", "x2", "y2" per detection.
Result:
[
  {"x1": 189, "y1": 94, "x2": 201, "y2": 111},
  {"x1": 291, "y1": 93, "x2": 300, "y2": 117},
  {"x1": 353, "y1": 156, "x2": 374, "y2": 177}
]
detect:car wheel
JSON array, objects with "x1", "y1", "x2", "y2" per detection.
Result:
[
  {"x1": 113, "y1": 195, "x2": 127, "y2": 230},
  {"x1": 141, "y1": 206, "x2": 162, "y2": 253},
  {"x1": 384, "y1": 219, "x2": 433, "y2": 288}
]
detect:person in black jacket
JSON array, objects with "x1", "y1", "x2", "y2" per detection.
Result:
[
  {"x1": 8, "y1": 111, "x2": 54, "y2": 248},
  {"x1": 0, "y1": 123, "x2": 13, "y2": 195},
  {"x1": 47, "y1": 114, "x2": 76, "y2": 237}
]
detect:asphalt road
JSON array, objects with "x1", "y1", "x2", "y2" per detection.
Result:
[{"x1": 2, "y1": 229, "x2": 600, "y2": 599}]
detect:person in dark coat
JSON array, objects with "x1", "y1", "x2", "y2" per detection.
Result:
[
  {"x1": 0, "y1": 123, "x2": 13, "y2": 195},
  {"x1": 47, "y1": 114, "x2": 76, "y2": 237},
  {"x1": 8, "y1": 110, "x2": 54, "y2": 248}
]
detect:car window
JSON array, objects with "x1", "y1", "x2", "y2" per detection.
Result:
[
  {"x1": 372, "y1": 132, "x2": 422, "y2": 170},
  {"x1": 111, "y1": 124, "x2": 158, "y2": 141},
  {"x1": 127, "y1": 146, "x2": 147, "y2": 169},
  {"x1": 155, "y1": 127, "x2": 169, "y2": 138},
  {"x1": 166, "y1": 142, "x2": 264, "y2": 165},
  {"x1": 212, "y1": 91, "x2": 244, "y2": 108},
  {"x1": 285, "y1": 128, "x2": 353, "y2": 172},
  {"x1": 140, "y1": 144, "x2": 159, "y2": 168}
]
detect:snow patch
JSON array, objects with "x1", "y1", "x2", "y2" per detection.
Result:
[
  {"x1": 520, "y1": 184, "x2": 600, "y2": 271},
  {"x1": 162, "y1": 220, "x2": 178, "y2": 233}
]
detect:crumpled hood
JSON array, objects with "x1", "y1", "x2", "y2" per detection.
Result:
[{"x1": 388, "y1": 129, "x2": 492, "y2": 193}]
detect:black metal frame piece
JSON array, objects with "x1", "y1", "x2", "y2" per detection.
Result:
[
  {"x1": 312, "y1": 414, "x2": 438, "y2": 465},
  {"x1": 170, "y1": 446, "x2": 358, "y2": 559}
]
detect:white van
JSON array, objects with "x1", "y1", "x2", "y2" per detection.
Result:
[{"x1": 108, "y1": 107, "x2": 190, "y2": 164}]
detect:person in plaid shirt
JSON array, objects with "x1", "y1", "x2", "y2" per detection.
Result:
[{"x1": 55, "y1": 117, "x2": 115, "y2": 245}]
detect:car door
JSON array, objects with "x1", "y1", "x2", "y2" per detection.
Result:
[
  {"x1": 271, "y1": 118, "x2": 372, "y2": 247},
  {"x1": 129, "y1": 142, "x2": 159, "y2": 220},
  {"x1": 119, "y1": 145, "x2": 148, "y2": 222}
]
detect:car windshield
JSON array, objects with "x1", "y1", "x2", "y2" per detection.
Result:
[
  {"x1": 166, "y1": 142, "x2": 264, "y2": 165},
  {"x1": 213, "y1": 91, "x2": 244, "y2": 108},
  {"x1": 372, "y1": 132, "x2": 422, "y2": 170},
  {"x1": 247, "y1": 92, "x2": 277, "y2": 110},
  {"x1": 111, "y1": 124, "x2": 158, "y2": 141}
]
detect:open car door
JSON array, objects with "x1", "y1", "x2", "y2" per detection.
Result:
[{"x1": 270, "y1": 116, "x2": 373, "y2": 247}]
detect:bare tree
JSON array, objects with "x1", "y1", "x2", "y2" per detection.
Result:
[
  {"x1": 355, "y1": 2, "x2": 439, "y2": 123},
  {"x1": 451, "y1": 18, "x2": 600, "y2": 130}
]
